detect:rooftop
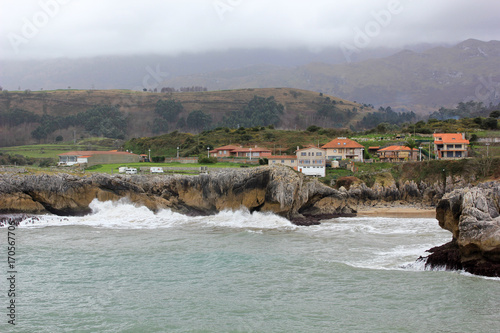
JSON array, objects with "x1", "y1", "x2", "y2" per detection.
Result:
[
  {"x1": 433, "y1": 133, "x2": 469, "y2": 144},
  {"x1": 322, "y1": 138, "x2": 364, "y2": 149},
  {"x1": 378, "y1": 145, "x2": 419, "y2": 152}
]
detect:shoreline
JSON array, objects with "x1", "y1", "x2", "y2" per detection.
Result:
[{"x1": 357, "y1": 206, "x2": 436, "y2": 218}]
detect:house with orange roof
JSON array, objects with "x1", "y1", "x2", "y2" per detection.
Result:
[
  {"x1": 433, "y1": 133, "x2": 469, "y2": 159},
  {"x1": 377, "y1": 146, "x2": 419, "y2": 162},
  {"x1": 58, "y1": 150, "x2": 140, "y2": 166},
  {"x1": 209, "y1": 145, "x2": 271, "y2": 158},
  {"x1": 321, "y1": 137, "x2": 364, "y2": 162},
  {"x1": 208, "y1": 145, "x2": 242, "y2": 157}
]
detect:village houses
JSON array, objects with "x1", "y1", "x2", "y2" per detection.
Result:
[
  {"x1": 377, "y1": 145, "x2": 419, "y2": 162},
  {"x1": 321, "y1": 137, "x2": 364, "y2": 162},
  {"x1": 433, "y1": 133, "x2": 469, "y2": 159},
  {"x1": 296, "y1": 146, "x2": 326, "y2": 177},
  {"x1": 209, "y1": 145, "x2": 271, "y2": 159}
]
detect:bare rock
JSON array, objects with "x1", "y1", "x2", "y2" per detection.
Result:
[
  {"x1": 0, "y1": 166, "x2": 355, "y2": 224},
  {"x1": 425, "y1": 181, "x2": 500, "y2": 277}
]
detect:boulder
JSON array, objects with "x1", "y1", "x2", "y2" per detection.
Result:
[{"x1": 424, "y1": 181, "x2": 500, "y2": 277}]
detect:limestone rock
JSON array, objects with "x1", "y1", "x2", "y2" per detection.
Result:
[
  {"x1": 0, "y1": 166, "x2": 354, "y2": 224},
  {"x1": 426, "y1": 181, "x2": 500, "y2": 277}
]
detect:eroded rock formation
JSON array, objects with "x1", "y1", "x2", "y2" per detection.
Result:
[
  {"x1": 0, "y1": 166, "x2": 355, "y2": 225},
  {"x1": 423, "y1": 182, "x2": 500, "y2": 277}
]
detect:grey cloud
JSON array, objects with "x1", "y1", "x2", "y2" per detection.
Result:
[{"x1": 0, "y1": 0, "x2": 499, "y2": 59}]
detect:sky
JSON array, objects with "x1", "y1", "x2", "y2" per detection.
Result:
[{"x1": 1, "y1": 0, "x2": 499, "y2": 60}]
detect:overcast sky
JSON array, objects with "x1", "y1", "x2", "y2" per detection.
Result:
[{"x1": 1, "y1": 0, "x2": 499, "y2": 60}]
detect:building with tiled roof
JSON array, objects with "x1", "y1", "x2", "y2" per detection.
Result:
[
  {"x1": 58, "y1": 150, "x2": 140, "y2": 166},
  {"x1": 268, "y1": 155, "x2": 297, "y2": 168},
  {"x1": 377, "y1": 146, "x2": 419, "y2": 162},
  {"x1": 321, "y1": 137, "x2": 364, "y2": 161},
  {"x1": 433, "y1": 133, "x2": 469, "y2": 159},
  {"x1": 209, "y1": 145, "x2": 271, "y2": 158}
]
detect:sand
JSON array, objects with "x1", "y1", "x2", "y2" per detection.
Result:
[{"x1": 357, "y1": 206, "x2": 436, "y2": 218}]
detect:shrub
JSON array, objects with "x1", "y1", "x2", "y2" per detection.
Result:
[
  {"x1": 199, "y1": 156, "x2": 217, "y2": 164},
  {"x1": 151, "y1": 156, "x2": 165, "y2": 163}
]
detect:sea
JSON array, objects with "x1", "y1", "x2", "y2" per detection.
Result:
[{"x1": 1, "y1": 198, "x2": 499, "y2": 333}]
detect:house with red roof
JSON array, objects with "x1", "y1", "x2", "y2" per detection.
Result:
[
  {"x1": 58, "y1": 150, "x2": 140, "y2": 166},
  {"x1": 377, "y1": 146, "x2": 419, "y2": 162},
  {"x1": 321, "y1": 137, "x2": 364, "y2": 162},
  {"x1": 208, "y1": 145, "x2": 242, "y2": 157},
  {"x1": 209, "y1": 145, "x2": 271, "y2": 158},
  {"x1": 433, "y1": 133, "x2": 469, "y2": 159}
]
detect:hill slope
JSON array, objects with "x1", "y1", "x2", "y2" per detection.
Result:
[
  {"x1": 159, "y1": 39, "x2": 500, "y2": 114},
  {"x1": 0, "y1": 88, "x2": 371, "y2": 147}
]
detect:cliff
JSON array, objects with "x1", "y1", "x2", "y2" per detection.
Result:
[
  {"x1": 0, "y1": 166, "x2": 355, "y2": 225},
  {"x1": 422, "y1": 182, "x2": 500, "y2": 277}
]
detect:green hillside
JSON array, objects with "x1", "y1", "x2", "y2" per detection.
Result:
[{"x1": 0, "y1": 88, "x2": 373, "y2": 147}]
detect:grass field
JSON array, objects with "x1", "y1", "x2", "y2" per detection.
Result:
[
  {"x1": 0, "y1": 138, "x2": 118, "y2": 159},
  {"x1": 84, "y1": 162, "x2": 260, "y2": 174}
]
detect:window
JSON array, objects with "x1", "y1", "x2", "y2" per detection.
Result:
[
  {"x1": 455, "y1": 145, "x2": 462, "y2": 149},
  {"x1": 316, "y1": 152, "x2": 322, "y2": 156},
  {"x1": 301, "y1": 152, "x2": 306, "y2": 156},
  {"x1": 281, "y1": 160, "x2": 284, "y2": 163}
]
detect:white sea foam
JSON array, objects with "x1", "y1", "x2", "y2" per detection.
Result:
[{"x1": 13, "y1": 198, "x2": 296, "y2": 230}]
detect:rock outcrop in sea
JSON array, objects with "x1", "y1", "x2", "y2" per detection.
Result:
[
  {"x1": 0, "y1": 166, "x2": 355, "y2": 225},
  {"x1": 422, "y1": 182, "x2": 500, "y2": 277}
]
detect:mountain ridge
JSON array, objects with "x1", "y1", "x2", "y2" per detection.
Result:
[{"x1": 159, "y1": 39, "x2": 500, "y2": 114}]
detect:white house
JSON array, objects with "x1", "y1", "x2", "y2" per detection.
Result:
[{"x1": 296, "y1": 147, "x2": 326, "y2": 177}]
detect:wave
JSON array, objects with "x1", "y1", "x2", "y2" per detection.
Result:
[{"x1": 7, "y1": 198, "x2": 297, "y2": 230}]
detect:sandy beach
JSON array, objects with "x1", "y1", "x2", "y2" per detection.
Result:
[{"x1": 357, "y1": 206, "x2": 436, "y2": 218}]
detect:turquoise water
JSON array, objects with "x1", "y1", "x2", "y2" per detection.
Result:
[{"x1": 2, "y1": 199, "x2": 500, "y2": 332}]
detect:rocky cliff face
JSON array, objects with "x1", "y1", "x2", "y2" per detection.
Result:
[
  {"x1": 338, "y1": 171, "x2": 477, "y2": 208},
  {"x1": 423, "y1": 182, "x2": 500, "y2": 277},
  {"x1": 0, "y1": 166, "x2": 355, "y2": 224},
  {"x1": 343, "y1": 178, "x2": 442, "y2": 208}
]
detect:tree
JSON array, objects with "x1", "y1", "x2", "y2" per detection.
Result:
[
  {"x1": 221, "y1": 96, "x2": 284, "y2": 128},
  {"x1": 489, "y1": 110, "x2": 500, "y2": 119},
  {"x1": 482, "y1": 117, "x2": 498, "y2": 130},
  {"x1": 404, "y1": 138, "x2": 417, "y2": 161},
  {"x1": 76, "y1": 105, "x2": 128, "y2": 138},
  {"x1": 186, "y1": 110, "x2": 212, "y2": 130},
  {"x1": 155, "y1": 99, "x2": 184, "y2": 121}
]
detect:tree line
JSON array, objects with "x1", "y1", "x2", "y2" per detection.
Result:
[
  {"x1": 0, "y1": 105, "x2": 129, "y2": 141},
  {"x1": 357, "y1": 106, "x2": 416, "y2": 129},
  {"x1": 152, "y1": 95, "x2": 285, "y2": 134}
]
